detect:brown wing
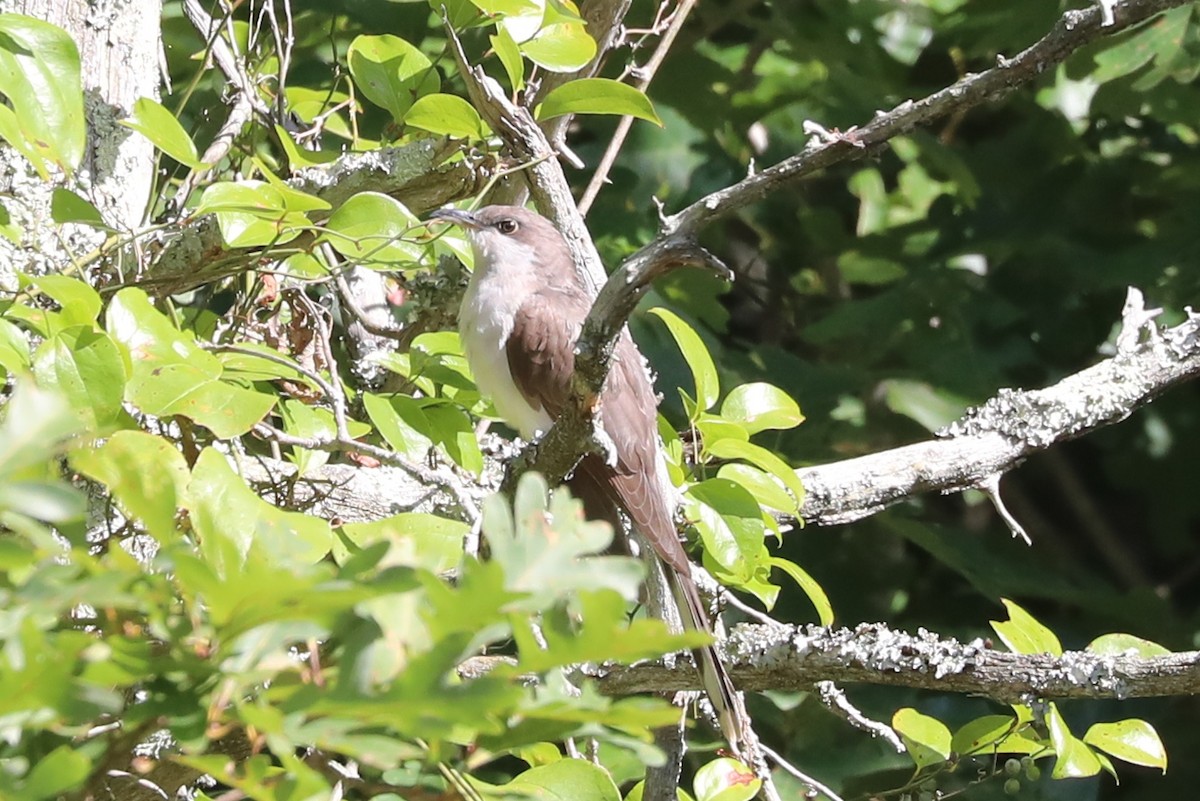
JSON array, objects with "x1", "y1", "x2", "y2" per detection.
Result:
[
  {"x1": 506, "y1": 292, "x2": 746, "y2": 753},
  {"x1": 505, "y1": 287, "x2": 585, "y2": 420}
]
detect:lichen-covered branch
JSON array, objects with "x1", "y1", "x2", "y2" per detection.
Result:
[
  {"x1": 460, "y1": 621, "x2": 1200, "y2": 704},
  {"x1": 797, "y1": 298, "x2": 1200, "y2": 526},
  {"x1": 580, "y1": 622, "x2": 1200, "y2": 704}
]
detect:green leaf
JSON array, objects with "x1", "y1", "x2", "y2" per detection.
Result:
[
  {"x1": 347, "y1": 34, "x2": 440, "y2": 122},
  {"x1": 519, "y1": 21, "x2": 597, "y2": 72},
  {"x1": 1087, "y1": 633, "x2": 1171, "y2": 658},
  {"x1": 717, "y1": 463, "x2": 793, "y2": 513},
  {"x1": 404, "y1": 93, "x2": 489, "y2": 139},
  {"x1": 0, "y1": 14, "x2": 85, "y2": 174},
  {"x1": 539, "y1": 78, "x2": 662, "y2": 125},
  {"x1": 880, "y1": 378, "x2": 970, "y2": 433},
  {"x1": 0, "y1": 199, "x2": 20, "y2": 244},
  {"x1": 1092, "y1": 5, "x2": 1192, "y2": 84},
  {"x1": 49, "y1": 187, "x2": 107, "y2": 227},
  {"x1": 951, "y1": 715, "x2": 1043, "y2": 757},
  {"x1": 363, "y1": 392, "x2": 434, "y2": 461},
  {"x1": 0, "y1": 318, "x2": 31, "y2": 376},
  {"x1": 767, "y1": 557, "x2": 833, "y2": 625},
  {"x1": 693, "y1": 757, "x2": 760, "y2": 801},
  {"x1": 485, "y1": 473, "x2": 644, "y2": 607},
  {"x1": 684, "y1": 478, "x2": 765, "y2": 579},
  {"x1": 325, "y1": 192, "x2": 421, "y2": 267},
  {"x1": 1084, "y1": 720, "x2": 1167, "y2": 772},
  {"x1": 32, "y1": 327, "x2": 127, "y2": 429},
  {"x1": 649, "y1": 307, "x2": 719, "y2": 413},
  {"x1": 893, "y1": 707, "x2": 952, "y2": 769},
  {"x1": 336, "y1": 513, "x2": 467, "y2": 572},
  {"x1": 108, "y1": 288, "x2": 275, "y2": 436},
  {"x1": 719, "y1": 382, "x2": 804, "y2": 435},
  {"x1": 491, "y1": 28, "x2": 525, "y2": 91},
  {"x1": 188, "y1": 448, "x2": 333, "y2": 574},
  {"x1": 119, "y1": 97, "x2": 204, "y2": 168},
  {"x1": 194, "y1": 180, "x2": 323, "y2": 247},
  {"x1": 71, "y1": 430, "x2": 189, "y2": 542},
  {"x1": 991, "y1": 598, "x2": 1063, "y2": 656},
  {"x1": 29, "y1": 274, "x2": 102, "y2": 327},
  {"x1": 1048, "y1": 703, "x2": 1102, "y2": 779},
  {"x1": 705, "y1": 438, "x2": 804, "y2": 512},
  {"x1": 21, "y1": 744, "x2": 89, "y2": 800},
  {"x1": 479, "y1": 758, "x2": 621, "y2": 801},
  {"x1": 0, "y1": 382, "x2": 84, "y2": 478}
]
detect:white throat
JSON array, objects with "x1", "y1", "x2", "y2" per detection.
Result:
[{"x1": 458, "y1": 241, "x2": 553, "y2": 439}]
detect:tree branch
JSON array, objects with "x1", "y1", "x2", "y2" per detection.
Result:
[
  {"x1": 460, "y1": 622, "x2": 1200, "y2": 704},
  {"x1": 797, "y1": 298, "x2": 1200, "y2": 526},
  {"x1": 663, "y1": 0, "x2": 1190, "y2": 237}
]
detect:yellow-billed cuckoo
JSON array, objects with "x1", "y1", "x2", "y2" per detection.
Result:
[{"x1": 429, "y1": 205, "x2": 745, "y2": 752}]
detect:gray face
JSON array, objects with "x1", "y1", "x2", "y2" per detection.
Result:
[{"x1": 428, "y1": 205, "x2": 573, "y2": 279}]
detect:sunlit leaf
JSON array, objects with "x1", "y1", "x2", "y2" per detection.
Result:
[
  {"x1": 1084, "y1": 720, "x2": 1167, "y2": 772},
  {"x1": 893, "y1": 708, "x2": 952, "y2": 769},
  {"x1": 347, "y1": 34, "x2": 440, "y2": 121},
  {"x1": 539, "y1": 78, "x2": 662, "y2": 125},
  {"x1": 120, "y1": 97, "x2": 204, "y2": 168},
  {"x1": 649, "y1": 307, "x2": 719, "y2": 413},
  {"x1": 991, "y1": 598, "x2": 1063, "y2": 656}
]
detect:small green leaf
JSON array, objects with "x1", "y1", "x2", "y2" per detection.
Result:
[
  {"x1": 347, "y1": 34, "x2": 440, "y2": 122},
  {"x1": 539, "y1": 78, "x2": 662, "y2": 125},
  {"x1": 21, "y1": 744, "x2": 89, "y2": 800},
  {"x1": 120, "y1": 97, "x2": 204, "y2": 168},
  {"x1": 519, "y1": 21, "x2": 597, "y2": 72},
  {"x1": 0, "y1": 318, "x2": 31, "y2": 376},
  {"x1": 717, "y1": 463, "x2": 793, "y2": 513},
  {"x1": 991, "y1": 598, "x2": 1063, "y2": 656},
  {"x1": 767, "y1": 557, "x2": 833, "y2": 625},
  {"x1": 720, "y1": 382, "x2": 804, "y2": 435},
  {"x1": 893, "y1": 708, "x2": 952, "y2": 769},
  {"x1": 32, "y1": 327, "x2": 127, "y2": 429},
  {"x1": 1048, "y1": 703, "x2": 1102, "y2": 779},
  {"x1": 1087, "y1": 633, "x2": 1171, "y2": 658},
  {"x1": 649, "y1": 307, "x2": 719, "y2": 413},
  {"x1": 684, "y1": 478, "x2": 765, "y2": 578},
  {"x1": 337, "y1": 513, "x2": 467, "y2": 572},
  {"x1": 1084, "y1": 720, "x2": 1167, "y2": 772},
  {"x1": 404, "y1": 93, "x2": 489, "y2": 139},
  {"x1": 693, "y1": 757, "x2": 760, "y2": 801},
  {"x1": 50, "y1": 187, "x2": 107, "y2": 227},
  {"x1": 29, "y1": 274, "x2": 102, "y2": 327},
  {"x1": 325, "y1": 192, "x2": 421, "y2": 267},
  {"x1": 491, "y1": 28, "x2": 525, "y2": 91},
  {"x1": 487, "y1": 756, "x2": 621, "y2": 801},
  {"x1": 363, "y1": 392, "x2": 434, "y2": 461},
  {"x1": 0, "y1": 14, "x2": 85, "y2": 174},
  {"x1": 952, "y1": 715, "x2": 1043, "y2": 757},
  {"x1": 71, "y1": 430, "x2": 189, "y2": 541},
  {"x1": 0, "y1": 199, "x2": 20, "y2": 244},
  {"x1": 705, "y1": 438, "x2": 804, "y2": 511},
  {"x1": 188, "y1": 448, "x2": 333, "y2": 574}
]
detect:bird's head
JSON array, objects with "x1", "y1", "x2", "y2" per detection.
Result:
[{"x1": 428, "y1": 205, "x2": 570, "y2": 278}]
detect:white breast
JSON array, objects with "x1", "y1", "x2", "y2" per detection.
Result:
[{"x1": 459, "y1": 268, "x2": 553, "y2": 439}]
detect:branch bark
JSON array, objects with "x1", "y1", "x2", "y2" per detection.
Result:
[
  {"x1": 461, "y1": 622, "x2": 1200, "y2": 704},
  {"x1": 663, "y1": 0, "x2": 1190, "y2": 237}
]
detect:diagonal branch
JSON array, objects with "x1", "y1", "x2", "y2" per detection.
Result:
[{"x1": 663, "y1": 0, "x2": 1188, "y2": 237}]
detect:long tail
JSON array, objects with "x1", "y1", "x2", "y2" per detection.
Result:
[{"x1": 665, "y1": 566, "x2": 747, "y2": 755}]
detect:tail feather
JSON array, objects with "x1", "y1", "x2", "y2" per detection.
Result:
[{"x1": 666, "y1": 567, "x2": 747, "y2": 754}]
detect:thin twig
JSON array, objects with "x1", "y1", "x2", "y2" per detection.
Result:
[{"x1": 577, "y1": 0, "x2": 699, "y2": 216}]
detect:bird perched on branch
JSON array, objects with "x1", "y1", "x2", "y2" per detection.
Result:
[{"x1": 429, "y1": 204, "x2": 746, "y2": 754}]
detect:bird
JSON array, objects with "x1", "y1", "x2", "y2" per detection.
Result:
[{"x1": 428, "y1": 204, "x2": 746, "y2": 753}]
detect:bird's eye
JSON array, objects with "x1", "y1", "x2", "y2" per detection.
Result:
[{"x1": 495, "y1": 219, "x2": 519, "y2": 235}]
